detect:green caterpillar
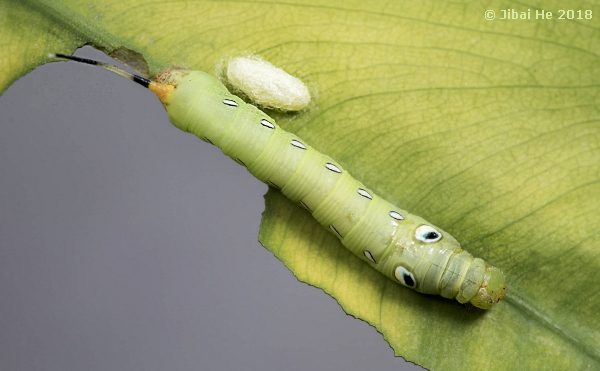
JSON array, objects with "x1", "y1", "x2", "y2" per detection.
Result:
[{"x1": 50, "y1": 53, "x2": 507, "y2": 309}]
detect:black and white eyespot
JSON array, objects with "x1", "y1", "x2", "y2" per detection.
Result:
[
  {"x1": 223, "y1": 99, "x2": 238, "y2": 107},
  {"x1": 291, "y1": 140, "x2": 307, "y2": 150},
  {"x1": 261, "y1": 119, "x2": 275, "y2": 129},
  {"x1": 325, "y1": 163, "x2": 342, "y2": 173},
  {"x1": 357, "y1": 188, "x2": 373, "y2": 200},
  {"x1": 394, "y1": 266, "x2": 416, "y2": 288},
  {"x1": 267, "y1": 181, "x2": 280, "y2": 189},
  {"x1": 235, "y1": 158, "x2": 246, "y2": 167},
  {"x1": 299, "y1": 200, "x2": 312, "y2": 212},
  {"x1": 363, "y1": 250, "x2": 376, "y2": 263},
  {"x1": 389, "y1": 211, "x2": 404, "y2": 221},
  {"x1": 329, "y1": 225, "x2": 343, "y2": 238},
  {"x1": 415, "y1": 225, "x2": 442, "y2": 243},
  {"x1": 202, "y1": 136, "x2": 213, "y2": 145}
]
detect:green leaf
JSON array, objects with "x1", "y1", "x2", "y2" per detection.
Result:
[{"x1": 2, "y1": 0, "x2": 599, "y2": 369}]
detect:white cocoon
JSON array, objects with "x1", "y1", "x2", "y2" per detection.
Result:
[{"x1": 226, "y1": 56, "x2": 310, "y2": 111}]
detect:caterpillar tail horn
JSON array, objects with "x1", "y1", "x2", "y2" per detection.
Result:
[{"x1": 48, "y1": 53, "x2": 175, "y2": 104}]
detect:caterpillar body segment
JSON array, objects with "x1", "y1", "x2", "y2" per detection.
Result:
[
  {"x1": 49, "y1": 54, "x2": 506, "y2": 309},
  {"x1": 155, "y1": 70, "x2": 506, "y2": 309}
]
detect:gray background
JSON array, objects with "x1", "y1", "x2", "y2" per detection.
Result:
[{"x1": 0, "y1": 46, "x2": 423, "y2": 371}]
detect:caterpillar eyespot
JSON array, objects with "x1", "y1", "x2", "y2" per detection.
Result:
[
  {"x1": 260, "y1": 119, "x2": 275, "y2": 129},
  {"x1": 325, "y1": 163, "x2": 342, "y2": 173},
  {"x1": 329, "y1": 225, "x2": 343, "y2": 238},
  {"x1": 49, "y1": 53, "x2": 507, "y2": 310},
  {"x1": 395, "y1": 266, "x2": 416, "y2": 288},
  {"x1": 221, "y1": 55, "x2": 311, "y2": 111},
  {"x1": 363, "y1": 250, "x2": 376, "y2": 263},
  {"x1": 267, "y1": 181, "x2": 281, "y2": 189},
  {"x1": 299, "y1": 200, "x2": 312, "y2": 212},
  {"x1": 290, "y1": 140, "x2": 307, "y2": 150},
  {"x1": 415, "y1": 225, "x2": 442, "y2": 243},
  {"x1": 357, "y1": 188, "x2": 373, "y2": 200},
  {"x1": 223, "y1": 99, "x2": 238, "y2": 107},
  {"x1": 389, "y1": 211, "x2": 404, "y2": 221}
]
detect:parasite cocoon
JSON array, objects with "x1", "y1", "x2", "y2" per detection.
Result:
[{"x1": 225, "y1": 56, "x2": 311, "y2": 111}]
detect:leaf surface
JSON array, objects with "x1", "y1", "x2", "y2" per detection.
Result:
[{"x1": 2, "y1": 0, "x2": 599, "y2": 369}]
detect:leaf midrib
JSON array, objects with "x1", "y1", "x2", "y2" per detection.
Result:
[{"x1": 505, "y1": 293, "x2": 600, "y2": 362}]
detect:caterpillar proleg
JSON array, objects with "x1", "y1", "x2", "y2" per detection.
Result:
[{"x1": 49, "y1": 53, "x2": 507, "y2": 309}]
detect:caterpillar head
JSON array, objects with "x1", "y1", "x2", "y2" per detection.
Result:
[
  {"x1": 149, "y1": 67, "x2": 190, "y2": 105},
  {"x1": 153, "y1": 66, "x2": 190, "y2": 86},
  {"x1": 468, "y1": 265, "x2": 507, "y2": 309}
]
